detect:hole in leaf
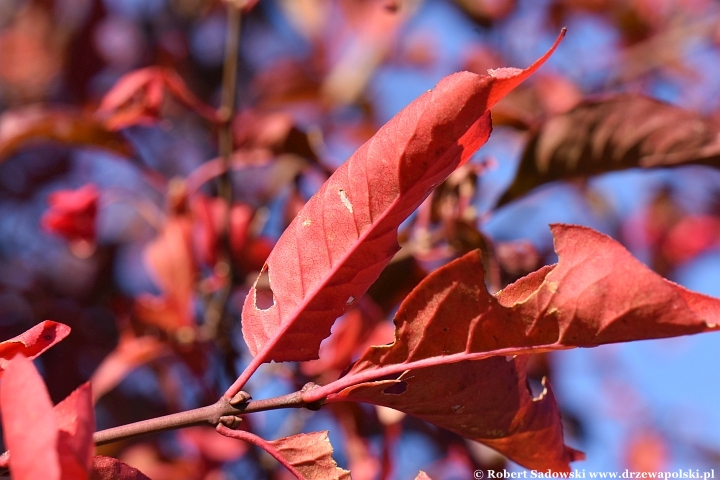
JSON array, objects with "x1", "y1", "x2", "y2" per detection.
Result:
[
  {"x1": 382, "y1": 381, "x2": 407, "y2": 395},
  {"x1": 527, "y1": 377, "x2": 546, "y2": 400},
  {"x1": 254, "y1": 265, "x2": 275, "y2": 310}
]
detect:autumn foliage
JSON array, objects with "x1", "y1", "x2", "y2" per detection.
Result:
[{"x1": 2, "y1": 1, "x2": 720, "y2": 479}]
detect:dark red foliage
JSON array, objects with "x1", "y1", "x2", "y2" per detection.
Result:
[{"x1": 41, "y1": 184, "x2": 99, "y2": 244}]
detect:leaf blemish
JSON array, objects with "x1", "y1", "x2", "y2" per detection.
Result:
[
  {"x1": 339, "y1": 189, "x2": 353, "y2": 213},
  {"x1": 346, "y1": 295, "x2": 355, "y2": 305},
  {"x1": 451, "y1": 404, "x2": 463, "y2": 413}
]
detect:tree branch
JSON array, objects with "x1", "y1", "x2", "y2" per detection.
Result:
[{"x1": 93, "y1": 385, "x2": 323, "y2": 446}]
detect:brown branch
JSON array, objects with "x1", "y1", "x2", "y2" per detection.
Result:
[{"x1": 93, "y1": 386, "x2": 322, "y2": 446}]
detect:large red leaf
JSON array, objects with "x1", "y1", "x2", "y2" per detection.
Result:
[
  {"x1": 1, "y1": 356, "x2": 98, "y2": 480},
  {"x1": 302, "y1": 224, "x2": 720, "y2": 470},
  {"x1": 235, "y1": 30, "x2": 565, "y2": 389},
  {"x1": 0, "y1": 355, "x2": 61, "y2": 480},
  {"x1": 0, "y1": 321, "x2": 71, "y2": 375}
]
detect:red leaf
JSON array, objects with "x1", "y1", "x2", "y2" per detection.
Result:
[
  {"x1": 0, "y1": 107, "x2": 131, "y2": 161},
  {"x1": 493, "y1": 224, "x2": 720, "y2": 347},
  {"x1": 90, "y1": 335, "x2": 168, "y2": 401},
  {"x1": 190, "y1": 194, "x2": 253, "y2": 267},
  {"x1": 0, "y1": 355, "x2": 61, "y2": 480},
  {"x1": 499, "y1": 94, "x2": 720, "y2": 205},
  {"x1": 415, "y1": 471, "x2": 433, "y2": 480},
  {"x1": 54, "y1": 383, "x2": 95, "y2": 479},
  {"x1": 98, "y1": 67, "x2": 217, "y2": 130},
  {"x1": 329, "y1": 356, "x2": 580, "y2": 471},
  {"x1": 1, "y1": 357, "x2": 97, "y2": 479},
  {"x1": 235, "y1": 31, "x2": 565, "y2": 390},
  {"x1": 304, "y1": 224, "x2": 720, "y2": 471},
  {"x1": 266, "y1": 432, "x2": 351, "y2": 480},
  {"x1": 0, "y1": 321, "x2": 71, "y2": 375},
  {"x1": 138, "y1": 216, "x2": 196, "y2": 331},
  {"x1": 91, "y1": 456, "x2": 151, "y2": 480},
  {"x1": 41, "y1": 184, "x2": 99, "y2": 244},
  {"x1": 662, "y1": 214, "x2": 720, "y2": 264},
  {"x1": 217, "y1": 426, "x2": 350, "y2": 480}
]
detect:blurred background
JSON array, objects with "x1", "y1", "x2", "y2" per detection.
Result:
[{"x1": 1, "y1": 0, "x2": 720, "y2": 478}]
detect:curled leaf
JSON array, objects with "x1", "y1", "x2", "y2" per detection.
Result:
[
  {"x1": 0, "y1": 321, "x2": 71, "y2": 375},
  {"x1": 0, "y1": 107, "x2": 131, "y2": 161},
  {"x1": 499, "y1": 94, "x2": 720, "y2": 205},
  {"x1": 98, "y1": 67, "x2": 218, "y2": 130}
]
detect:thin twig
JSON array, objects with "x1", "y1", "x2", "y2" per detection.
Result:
[{"x1": 201, "y1": 0, "x2": 242, "y2": 341}]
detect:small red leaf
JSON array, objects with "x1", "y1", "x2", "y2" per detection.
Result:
[
  {"x1": 41, "y1": 184, "x2": 99, "y2": 244},
  {"x1": 267, "y1": 432, "x2": 351, "y2": 480},
  {"x1": 54, "y1": 383, "x2": 95, "y2": 478},
  {"x1": 234, "y1": 30, "x2": 565, "y2": 393},
  {"x1": 0, "y1": 321, "x2": 71, "y2": 375},
  {"x1": 217, "y1": 426, "x2": 350, "y2": 480},
  {"x1": 98, "y1": 67, "x2": 217, "y2": 130},
  {"x1": 0, "y1": 355, "x2": 61, "y2": 480},
  {"x1": 90, "y1": 335, "x2": 167, "y2": 401},
  {"x1": 91, "y1": 456, "x2": 151, "y2": 480},
  {"x1": 138, "y1": 216, "x2": 196, "y2": 331}
]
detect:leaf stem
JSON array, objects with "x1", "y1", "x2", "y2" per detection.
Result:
[{"x1": 216, "y1": 425, "x2": 305, "y2": 479}]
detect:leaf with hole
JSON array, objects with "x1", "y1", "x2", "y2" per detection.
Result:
[{"x1": 236, "y1": 31, "x2": 566, "y2": 383}]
